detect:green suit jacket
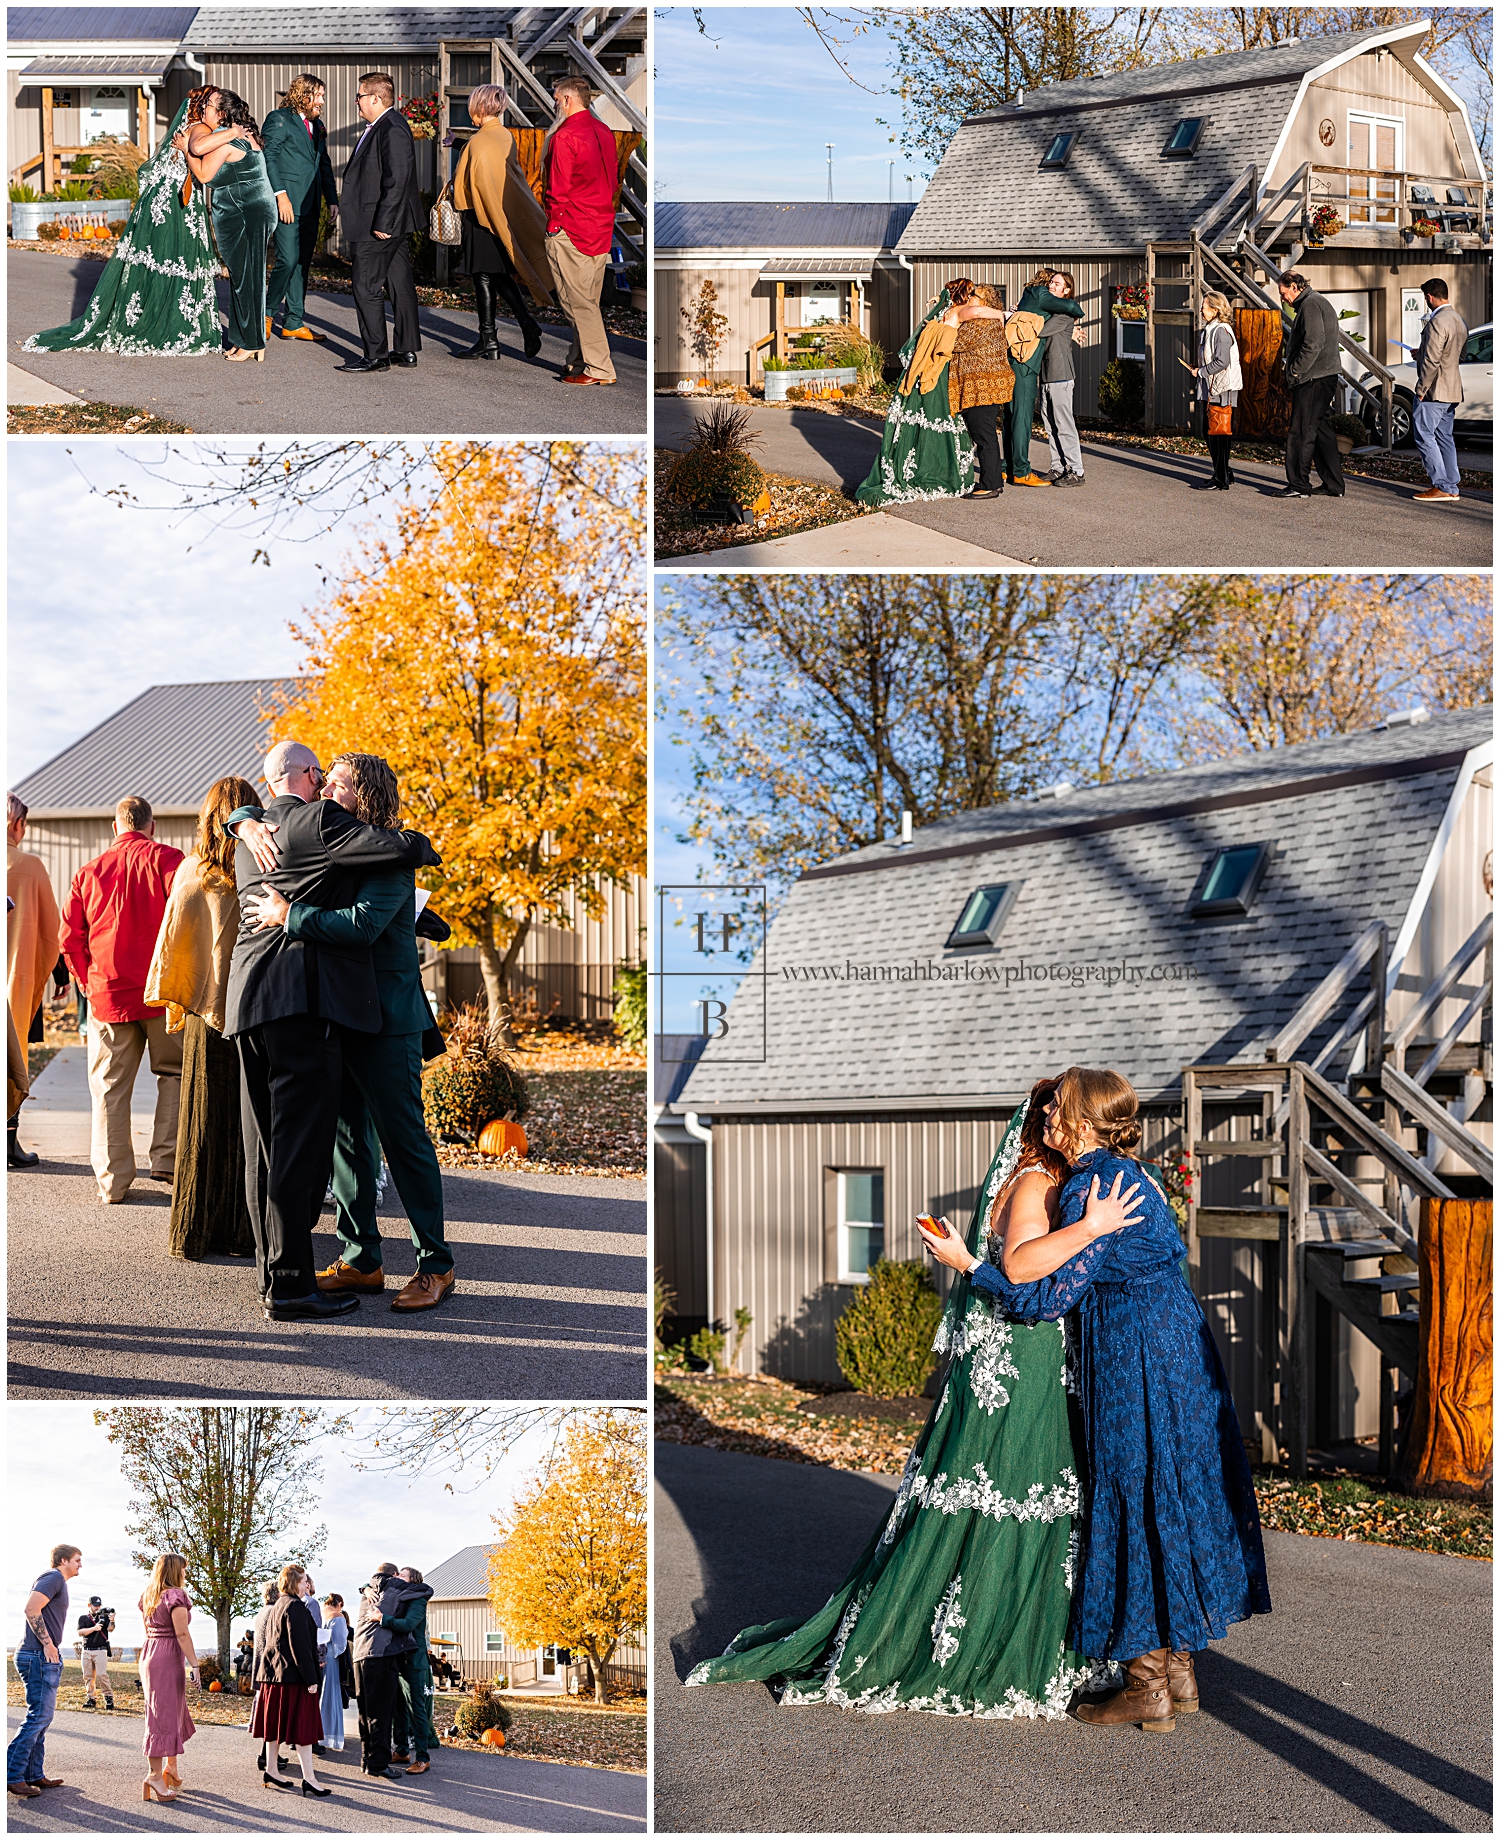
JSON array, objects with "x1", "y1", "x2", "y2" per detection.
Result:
[
  {"x1": 285, "y1": 869, "x2": 431, "y2": 1036},
  {"x1": 262, "y1": 106, "x2": 338, "y2": 211},
  {"x1": 1012, "y1": 284, "x2": 1083, "y2": 377}
]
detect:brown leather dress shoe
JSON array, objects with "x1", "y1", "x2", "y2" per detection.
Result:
[
  {"x1": 280, "y1": 325, "x2": 326, "y2": 341},
  {"x1": 390, "y1": 1270, "x2": 455, "y2": 1312},
  {"x1": 8, "y1": 1782, "x2": 41, "y2": 1798},
  {"x1": 28, "y1": 1776, "x2": 65, "y2": 1787},
  {"x1": 1074, "y1": 1648, "x2": 1176, "y2": 1732},
  {"x1": 1012, "y1": 472, "x2": 1052, "y2": 487},
  {"x1": 406, "y1": 1761, "x2": 430, "y2": 1774},
  {"x1": 1166, "y1": 1649, "x2": 1199, "y2": 1714},
  {"x1": 315, "y1": 1260, "x2": 384, "y2": 1294}
]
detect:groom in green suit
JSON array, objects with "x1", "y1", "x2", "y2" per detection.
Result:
[{"x1": 262, "y1": 73, "x2": 339, "y2": 340}]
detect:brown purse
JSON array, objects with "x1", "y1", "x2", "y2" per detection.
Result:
[{"x1": 1207, "y1": 404, "x2": 1233, "y2": 437}]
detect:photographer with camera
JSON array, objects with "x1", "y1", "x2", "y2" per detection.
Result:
[{"x1": 77, "y1": 1596, "x2": 115, "y2": 1711}]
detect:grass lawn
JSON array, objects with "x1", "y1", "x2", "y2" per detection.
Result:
[
  {"x1": 657, "y1": 1373, "x2": 1492, "y2": 1561},
  {"x1": 8, "y1": 403, "x2": 194, "y2": 434}
]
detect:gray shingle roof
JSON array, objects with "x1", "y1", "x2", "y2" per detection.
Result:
[
  {"x1": 657, "y1": 202, "x2": 917, "y2": 253},
  {"x1": 896, "y1": 24, "x2": 1429, "y2": 253},
  {"x1": 424, "y1": 1543, "x2": 497, "y2": 1601},
  {"x1": 13, "y1": 679, "x2": 302, "y2": 819},
  {"x1": 184, "y1": 6, "x2": 524, "y2": 49},
  {"x1": 7, "y1": 7, "x2": 198, "y2": 41},
  {"x1": 673, "y1": 708, "x2": 1492, "y2": 1113}
]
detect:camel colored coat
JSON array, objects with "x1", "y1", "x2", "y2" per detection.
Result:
[
  {"x1": 144, "y1": 854, "x2": 242, "y2": 1036},
  {"x1": 7, "y1": 845, "x2": 60, "y2": 1038},
  {"x1": 453, "y1": 117, "x2": 554, "y2": 306}
]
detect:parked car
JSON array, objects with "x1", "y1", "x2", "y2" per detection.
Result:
[{"x1": 1365, "y1": 320, "x2": 1492, "y2": 447}]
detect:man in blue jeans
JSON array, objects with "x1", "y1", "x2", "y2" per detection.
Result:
[
  {"x1": 8, "y1": 1543, "x2": 82, "y2": 1798},
  {"x1": 1410, "y1": 277, "x2": 1467, "y2": 503}
]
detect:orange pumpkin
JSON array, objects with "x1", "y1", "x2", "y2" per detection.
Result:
[
  {"x1": 477, "y1": 1119, "x2": 528, "y2": 1158},
  {"x1": 481, "y1": 1726, "x2": 506, "y2": 1747},
  {"x1": 208, "y1": 1679, "x2": 222, "y2": 1693}
]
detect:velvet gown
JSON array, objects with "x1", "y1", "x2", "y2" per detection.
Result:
[{"x1": 208, "y1": 139, "x2": 277, "y2": 350}]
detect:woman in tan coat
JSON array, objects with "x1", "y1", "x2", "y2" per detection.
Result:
[
  {"x1": 7, "y1": 792, "x2": 60, "y2": 1169},
  {"x1": 451, "y1": 84, "x2": 552, "y2": 361},
  {"x1": 145, "y1": 776, "x2": 257, "y2": 1260}
]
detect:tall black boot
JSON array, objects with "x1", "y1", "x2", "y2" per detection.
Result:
[
  {"x1": 491, "y1": 269, "x2": 543, "y2": 358},
  {"x1": 455, "y1": 274, "x2": 499, "y2": 359},
  {"x1": 1212, "y1": 434, "x2": 1232, "y2": 488},
  {"x1": 8, "y1": 1117, "x2": 38, "y2": 1169}
]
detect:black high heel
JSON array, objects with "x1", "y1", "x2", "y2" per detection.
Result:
[
  {"x1": 302, "y1": 1781, "x2": 332, "y2": 1797},
  {"x1": 262, "y1": 1771, "x2": 295, "y2": 1791}
]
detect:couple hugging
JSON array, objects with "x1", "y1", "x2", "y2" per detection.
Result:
[
  {"x1": 690, "y1": 1066, "x2": 1271, "y2": 1732},
  {"x1": 858, "y1": 268, "x2": 1089, "y2": 505},
  {"x1": 29, "y1": 74, "x2": 436, "y2": 372},
  {"x1": 224, "y1": 741, "x2": 454, "y2": 1322}
]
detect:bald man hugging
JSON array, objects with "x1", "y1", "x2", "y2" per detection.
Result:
[{"x1": 221, "y1": 742, "x2": 440, "y2": 1323}]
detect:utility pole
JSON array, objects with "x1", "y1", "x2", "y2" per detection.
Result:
[
  {"x1": 906, "y1": 174, "x2": 913, "y2": 203},
  {"x1": 825, "y1": 141, "x2": 834, "y2": 202}
]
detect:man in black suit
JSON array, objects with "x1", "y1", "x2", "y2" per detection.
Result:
[
  {"x1": 223, "y1": 741, "x2": 440, "y2": 1321},
  {"x1": 338, "y1": 72, "x2": 424, "y2": 373}
]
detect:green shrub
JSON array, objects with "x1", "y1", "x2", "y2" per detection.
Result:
[
  {"x1": 668, "y1": 448, "x2": 766, "y2": 511},
  {"x1": 835, "y1": 1258, "x2": 944, "y2": 1398},
  {"x1": 9, "y1": 183, "x2": 40, "y2": 203},
  {"x1": 1331, "y1": 411, "x2": 1368, "y2": 443},
  {"x1": 421, "y1": 1011, "x2": 528, "y2": 1142},
  {"x1": 1097, "y1": 357, "x2": 1145, "y2": 425},
  {"x1": 688, "y1": 1325, "x2": 725, "y2": 1369},
  {"x1": 454, "y1": 1686, "x2": 513, "y2": 1741},
  {"x1": 612, "y1": 960, "x2": 646, "y2": 1049}
]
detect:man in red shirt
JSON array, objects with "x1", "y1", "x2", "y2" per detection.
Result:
[
  {"x1": 61, "y1": 795, "x2": 184, "y2": 1203},
  {"x1": 543, "y1": 76, "x2": 618, "y2": 386}
]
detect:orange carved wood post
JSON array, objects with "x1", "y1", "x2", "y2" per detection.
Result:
[
  {"x1": 1233, "y1": 307, "x2": 1292, "y2": 439},
  {"x1": 1398, "y1": 1197, "x2": 1492, "y2": 1501}
]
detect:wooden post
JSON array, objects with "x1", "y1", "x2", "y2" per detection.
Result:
[
  {"x1": 1143, "y1": 242, "x2": 1156, "y2": 430},
  {"x1": 137, "y1": 87, "x2": 150, "y2": 154},
  {"x1": 41, "y1": 86, "x2": 55, "y2": 196},
  {"x1": 1396, "y1": 1198, "x2": 1493, "y2": 1499},
  {"x1": 775, "y1": 281, "x2": 786, "y2": 364},
  {"x1": 1183, "y1": 1069, "x2": 1201, "y2": 1292},
  {"x1": 1189, "y1": 233, "x2": 1203, "y2": 335},
  {"x1": 1283, "y1": 1065, "x2": 1310, "y2": 1475}
]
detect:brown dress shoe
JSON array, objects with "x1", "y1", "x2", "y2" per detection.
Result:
[
  {"x1": 405, "y1": 1761, "x2": 430, "y2": 1774},
  {"x1": 1167, "y1": 1649, "x2": 1199, "y2": 1714},
  {"x1": 28, "y1": 1776, "x2": 65, "y2": 1787},
  {"x1": 280, "y1": 325, "x2": 326, "y2": 340},
  {"x1": 315, "y1": 1260, "x2": 384, "y2": 1294},
  {"x1": 1012, "y1": 472, "x2": 1052, "y2": 487},
  {"x1": 390, "y1": 1270, "x2": 455, "y2": 1312},
  {"x1": 8, "y1": 1782, "x2": 41, "y2": 1798},
  {"x1": 1074, "y1": 1648, "x2": 1176, "y2": 1733}
]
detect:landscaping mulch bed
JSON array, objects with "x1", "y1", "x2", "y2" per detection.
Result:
[
  {"x1": 657, "y1": 1374, "x2": 1493, "y2": 1559},
  {"x1": 654, "y1": 450, "x2": 873, "y2": 559},
  {"x1": 436, "y1": 1692, "x2": 645, "y2": 1774},
  {"x1": 8, "y1": 403, "x2": 194, "y2": 434}
]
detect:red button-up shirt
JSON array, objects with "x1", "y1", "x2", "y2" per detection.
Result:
[
  {"x1": 61, "y1": 830, "x2": 184, "y2": 1023},
  {"x1": 543, "y1": 110, "x2": 618, "y2": 258}
]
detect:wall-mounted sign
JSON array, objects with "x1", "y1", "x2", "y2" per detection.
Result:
[{"x1": 1319, "y1": 118, "x2": 1336, "y2": 147}]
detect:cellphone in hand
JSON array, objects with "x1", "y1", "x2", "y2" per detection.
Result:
[{"x1": 917, "y1": 1213, "x2": 951, "y2": 1239}]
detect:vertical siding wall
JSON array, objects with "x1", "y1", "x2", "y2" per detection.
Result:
[{"x1": 24, "y1": 817, "x2": 199, "y2": 904}]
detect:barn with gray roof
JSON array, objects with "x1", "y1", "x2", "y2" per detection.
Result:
[
  {"x1": 894, "y1": 19, "x2": 1489, "y2": 427},
  {"x1": 656, "y1": 707, "x2": 1493, "y2": 1461},
  {"x1": 655, "y1": 200, "x2": 918, "y2": 388}
]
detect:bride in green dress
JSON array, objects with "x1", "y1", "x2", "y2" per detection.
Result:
[
  {"x1": 855, "y1": 281, "x2": 979, "y2": 507},
  {"x1": 23, "y1": 89, "x2": 222, "y2": 358},
  {"x1": 686, "y1": 1080, "x2": 1141, "y2": 1719},
  {"x1": 185, "y1": 89, "x2": 278, "y2": 361}
]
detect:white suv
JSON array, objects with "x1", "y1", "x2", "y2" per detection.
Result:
[{"x1": 1371, "y1": 320, "x2": 1492, "y2": 447}]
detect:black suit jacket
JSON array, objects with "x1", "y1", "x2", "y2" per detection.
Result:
[
  {"x1": 223, "y1": 794, "x2": 440, "y2": 1038},
  {"x1": 340, "y1": 107, "x2": 423, "y2": 242}
]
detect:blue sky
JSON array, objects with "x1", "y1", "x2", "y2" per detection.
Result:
[
  {"x1": 654, "y1": 7, "x2": 931, "y2": 202},
  {"x1": 6, "y1": 1407, "x2": 546, "y2": 1654}
]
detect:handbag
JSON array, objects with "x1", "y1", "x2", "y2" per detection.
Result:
[
  {"x1": 1207, "y1": 404, "x2": 1233, "y2": 436},
  {"x1": 429, "y1": 181, "x2": 462, "y2": 245}
]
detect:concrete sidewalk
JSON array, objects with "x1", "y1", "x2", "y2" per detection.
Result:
[
  {"x1": 9, "y1": 251, "x2": 646, "y2": 436},
  {"x1": 8, "y1": 361, "x2": 82, "y2": 404},
  {"x1": 5, "y1": 1709, "x2": 646, "y2": 1833},
  {"x1": 655, "y1": 1442, "x2": 1492, "y2": 1833},
  {"x1": 655, "y1": 512, "x2": 1029, "y2": 569},
  {"x1": 8, "y1": 1048, "x2": 646, "y2": 1401}
]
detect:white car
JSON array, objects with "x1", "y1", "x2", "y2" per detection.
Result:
[{"x1": 1371, "y1": 320, "x2": 1492, "y2": 447}]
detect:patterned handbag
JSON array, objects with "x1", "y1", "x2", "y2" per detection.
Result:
[{"x1": 429, "y1": 181, "x2": 462, "y2": 245}]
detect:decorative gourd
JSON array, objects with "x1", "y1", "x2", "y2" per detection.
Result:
[
  {"x1": 208, "y1": 1679, "x2": 222, "y2": 1692},
  {"x1": 477, "y1": 1119, "x2": 528, "y2": 1158}
]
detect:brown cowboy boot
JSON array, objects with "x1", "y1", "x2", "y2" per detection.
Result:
[
  {"x1": 1074, "y1": 1648, "x2": 1175, "y2": 1733},
  {"x1": 1167, "y1": 1649, "x2": 1199, "y2": 1714}
]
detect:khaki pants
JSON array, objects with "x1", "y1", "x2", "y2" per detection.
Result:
[
  {"x1": 87, "y1": 1015, "x2": 182, "y2": 1203},
  {"x1": 80, "y1": 1650, "x2": 112, "y2": 1692},
  {"x1": 545, "y1": 230, "x2": 615, "y2": 382}
]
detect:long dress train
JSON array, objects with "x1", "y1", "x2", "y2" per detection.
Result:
[
  {"x1": 855, "y1": 287, "x2": 974, "y2": 507},
  {"x1": 686, "y1": 1103, "x2": 1107, "y2": 1718},
  {"x1": 24, "y1": 99, "x2": 221, "y2": 356}
]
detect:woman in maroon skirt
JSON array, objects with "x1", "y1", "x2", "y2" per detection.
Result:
[
  {"x1": 250, "y1": 1564, "x2": 330, "y2": 1796},
  {"x1": 138, "y1": 1554, "x2": 198, "y2": 1802}
]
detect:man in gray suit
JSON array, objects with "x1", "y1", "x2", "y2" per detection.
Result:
[
  {"x1": 1410, "y1": 277, "x2": 1468, "y2": 503},
  {"x1": 1276, "y1": 270, "x2": 1345, "y2": 500}
]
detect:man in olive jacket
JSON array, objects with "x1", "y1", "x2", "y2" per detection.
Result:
[
  {"x1": 262, "y1": 75, "x2": 339, "y2": 340},
  {"x1": 385, "y1": 1569, "x2": 438, "y2": 1774},
  {"x1": 1277, "y1": 270, "x2": 1345, "y2": 498}
]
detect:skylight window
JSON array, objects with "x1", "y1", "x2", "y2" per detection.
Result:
[
  {"x1": 946, "y1": 883, "x2": 1019, "y2": 948},
  {"x1": 1192, "y1": 843, "x2": 1269, "y2": 918},
  {"x1": 1040, "y1": 131, "x2": 1078, "y2": 169},
  {"x1": 1163, "y1": 116, "x2": 1207, "y2": 157}
]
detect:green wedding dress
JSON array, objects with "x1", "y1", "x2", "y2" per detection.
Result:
[
  {"x1": 855, "y1": 287, "x2": 975, "y2": 507},
  {"x1": 24, "y1": 98, "x2": 222, "y2": 357},
  {"x1": 687, "y1": 1101, "x2": 1110, "y2": 1719}
]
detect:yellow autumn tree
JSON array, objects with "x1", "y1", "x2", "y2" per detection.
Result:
[
  {"x1": 270, "y1": 442, "x2": 645, "y2": 1023},
  {"x1": 486, "y1": 1413, "x2": 646, "y2": 1703}
]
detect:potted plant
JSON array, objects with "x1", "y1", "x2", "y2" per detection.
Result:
[
  {"x1": 1307, "y1": 204, "x2": 1345, "y2": 245},
  {"x1": 761, "y1": 348, "x2": 860, "y2": 401},
  {"x1": 399, "y1": 93, "x2": 439, "y2": 139},
  {"x1": 1331, "y1": 410, "x2": 1368, "y2": 456},
  {"x1": 1111, "y1": 283, "x2": 1150, "y2": 321},
  {"x1": 666, "y1": 400, "x2": 769, "y2": 522},
  {"x1": 1408, "y1": 215, "x2": 1442, "y2": 241}
]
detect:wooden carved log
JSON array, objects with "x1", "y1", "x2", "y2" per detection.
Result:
[
  {"x1": 1234, "y1": 307, "x2": 1292, "y2": 439},
  {"x1": 1397, "y1": 1197, "x2": 1492, "y2": 1501}
]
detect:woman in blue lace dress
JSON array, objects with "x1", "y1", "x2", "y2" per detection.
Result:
[{"x1": 921, "y1": 1065, "x2": 1270, "y2": 1735}]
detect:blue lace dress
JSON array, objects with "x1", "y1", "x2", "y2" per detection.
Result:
[{"x1": 968, "y1": 1148, "x2": 1271, "y2": 1658}]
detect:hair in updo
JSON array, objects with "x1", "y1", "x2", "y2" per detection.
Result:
[
  {"x1": 1050, "y1": 1066, "x2": 1142, "y2": 1159},
  {"x1": 946, "y1": 277, "x2": 975, "y2": 307}
]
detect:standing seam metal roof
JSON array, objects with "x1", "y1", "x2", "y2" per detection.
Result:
[
  {"x1": 656, "y1": 201, "x2": 918, "y2": 253},
  {"x1": 7, "y1": 7, "x2": 199, "y2": 40},
  {"x1": 424, "y1": 1543, "x2": 498, "y2": 1600}
]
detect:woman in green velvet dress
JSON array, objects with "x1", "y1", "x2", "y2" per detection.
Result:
[
  {"x1": 686, "y1": 1082, "x2": 1140, "y2": 1720},
  {"x1": 187, "y1": 89, "x2": 277, "y2": 359}
]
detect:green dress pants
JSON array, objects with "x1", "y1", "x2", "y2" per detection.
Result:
[
  {"x1": 331, "y1": 1030, "x2": 452, "y2": 1275},
  {"x1": 1004, "y1": 352, "x2": 1043, "y2": 481},
  {"x1": 265, "y1": 194, "x2": 322, "y2": 330}
]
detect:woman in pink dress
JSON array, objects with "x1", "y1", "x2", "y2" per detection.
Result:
[{"x1": 138, "y1": 1554, "x2": 198, "y2": 1802}]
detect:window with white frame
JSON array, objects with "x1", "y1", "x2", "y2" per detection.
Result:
[
  {"x1": 484, "y1": 1632, "x2": 505, "y2": 1653},
  {"x1": 837, "y1": 1169, "x2": 885, "y2": 1282},
  {"x1": 1347, "y1": 112, "x2": 1403, "y2": 223},
  {"x1": 435, "y1": 1630, "x2": 458, "y2": 1644},
  {"x1": 1116, "y1": 316, "x2": 1147, "y2": 361}
]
